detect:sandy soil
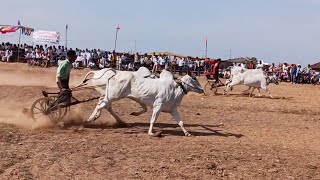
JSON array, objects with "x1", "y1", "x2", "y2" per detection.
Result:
[{"x1": 0, "y1": 62, "x2": 320, "y2": 179}]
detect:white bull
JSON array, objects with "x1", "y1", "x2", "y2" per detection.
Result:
[
  {"x1": 224, "y1": 69, "x2": 278, "y2": 98},
  {"x1": 78, "y1": 67, "x2": 156, "y2": 126},
  {"x1": 226, "y1": 68, "x2": 262, "y2": 92},
  {"x1": 80, "y1": 67, "x2": 155, "y2": 95},
  {"x1": 85, "y1": 69, "x2": 204, "y2": 136}
]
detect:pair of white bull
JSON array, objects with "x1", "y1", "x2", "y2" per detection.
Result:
[
  {"x1": 79, "y1": 67, "x2": 204, "y2": 136},
  {"x1": 224, "y1": 67, "x2": 279, "y2": 98}
]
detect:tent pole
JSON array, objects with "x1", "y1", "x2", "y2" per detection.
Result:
[{"x1": 17, "y1": 27, "x2": 22, "y2": 62}]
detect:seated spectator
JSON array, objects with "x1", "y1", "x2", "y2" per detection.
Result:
[
  {"x1": 98, "y1": 58, "x2": 104, "y2": 69},
  {"x1": 128, "y1": 62, "x2": 134, "y2": 71},
  {"x1": 5, "y1": 48, "x2": 13, "y2": 62},
  {"x1": 42, "y1": 53, "x2": 50, "y2": 68},
  {"x1": 88, "y1": 59, "x2": 96, "y2": 69},
  {"x1": 25, "y1": 50, "x2": 34, "y2": 66}
]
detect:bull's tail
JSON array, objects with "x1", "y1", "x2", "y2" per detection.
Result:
[
  {"x1": 82, "y1": 71, "x2": 95, "y2": 83},
  {"x1": 83, "y1": 69, "x2": 118, "y2": 83},
  {"x1": 75, "y1": 69, "x2": 117, "y2": 89},
  {"x1": 73, "y1": 71, "x2": 95, "y2": 89}
]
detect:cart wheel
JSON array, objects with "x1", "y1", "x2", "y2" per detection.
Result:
[
  {"x1": 51, "y1": 96, "x2": 68, "y2": 120},
  {"x1": 31, "y1": 97, "x2": 62, "y2": 122},
  {"x1": 204, "y1": 82, "x2": 216, "y2": 96}
]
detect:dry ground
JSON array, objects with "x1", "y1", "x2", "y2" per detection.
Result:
[{"x1": 0, "y1": 62, "x2": 320, "y2": 179}]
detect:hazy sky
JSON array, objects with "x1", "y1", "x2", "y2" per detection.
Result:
[{"x1": 1, "y1": 0, "x2": 320, "y2": 65}]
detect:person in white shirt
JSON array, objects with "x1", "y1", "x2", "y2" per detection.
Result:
[
  {"x1": 86, "y1": 50, "x2": 92, "y2": 68},
  {"x1": 81, "y1": 50, "x2": 87, "y2": 67},
  {"x1": 200, "y1": 59, "x2": 205, "y2": 72},
  {"x1": 178, "y1": 58, "x2": 185, "y2": 75},
  {"x1": 5, "y1": 49, "x2": 12, "y2": 62},
  {"x1": 140, "y1": 54, "x2": 147, "y2": 67},
  {"x1": 158, "y1": 55, "x2": 165, "y2": 70},
  {"x1": 25, "y1": 51, "x2": 33, "y2": 66},
  {"x1": 256, "y1": 61, "x2": 263, "y2": 69},
  {"x1": 194, "y1": 58, "x2": 200, "y2": 72},
  {"x1": 187, "y1": 57, "x2": 193, "y2": 70},
  {"x1": 128, "y1": 62, "x2": 134, "y2": 71},
  {"x1": 117, "y1": 54, "x2": 122, "y2": 70},
  {"x1": 152, "y1": 54, "x2": 159, "y2": 73},
  {"x1": 107, "y1": 52, "x2": 112, "y2": 62}
]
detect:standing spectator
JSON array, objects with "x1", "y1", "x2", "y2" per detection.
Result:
[
  {"x1": 306, "y1": 64, "x2": 312, "y2": 83},
  {"x1": 200, "y1": 58, "x2": 205, "y2": 73},
  {"x1": 290, "y1": 64, "x2": 297, "y2": 84},
  {"x1": 92, "y1": 49, "x2": 98, "y2": 66},
  {"x1": 268, "y1": 63, "x2": 275, "y2": 74},
  {"x1": 213, "y1": 59, "x2": 222, "y2": 83},
  {"x1": 86, "y1": 49, "x2": 92, "y2": 68},
  {"x1": 187, "y1": 57, "x2": 193, "y2": 71},
  {"x1": 117, "y1": 53, "x2": 122, "y2": 70},
  {"x1": 178, "y1": 57, "x2": 185, "y2": 75},
  {"x1": 140, "y1": 54, "x2": 146, "y2": 67},
  {"x1": 159, "y1": 55, "x2": 165, "y2": 70},
  {"x1": 248, "y1": 61, "x2": 255, "y2": 69},
  {"x1": 111, "y1": 51, "x2": 117, "y2": 68},
  {"x1": 25, "y1": 47, "x2": 34, "y2": 66},
  {"x1": 134, "y1": 52, "x2": 140, "y2": 69},
  {"x1": 144, "y1": 55, "x2": 152, "y2": 69},
  {"x1": 152, "y1": 54, "x2": 159, "y2": 73},
  {"x1": 48, "y1": 46, "x2": 54, "y2": 66},
  {"x1": 81, "y1": 50, "x2": 87, "y2": 67},
  {"x1": 164, "y1": 56, "x2": 170, "y2": 69},
  {"x1": 256, "y1": 61, "x2": 263, "y2": 69},
  {"x1": 5, "y1": 46, "x2": 13, "y2": 62},
  {"x1": 171, "y1": 56, "x2": 177, "y2": 73},
  {"x1": 296, "y1": 65, "x2": 302, "y2": 83},
  {"x1": 101, "y1": 52, "x2": 107, "y2": 68},
  {"x1": 107, "y1": 51, "x2": 112, "y2": 66},
  {"x1": 194, "y1": 58, "x2": 200, "y2": 75},
  {"x1": 44, "y1": 44, "x2": 48, "y2": 55},
  {"x1": 56, "y1": 46, "x2": 62, "y2": 60}
]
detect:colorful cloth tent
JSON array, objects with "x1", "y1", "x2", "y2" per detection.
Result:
[
  {"x1": 0, "y1": 25, "x2": 34, "y2": 36},
  {"x1": 0, "y1": 26, "x2": 19, "y2": 34}
]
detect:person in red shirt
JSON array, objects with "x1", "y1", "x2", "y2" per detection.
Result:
[
  {"x1": 205, "y1": 58, "x2": 214, "y2": 79},
  {"x1": 213, "y1": 59, "x2": 221, "y2": 82},
  {"x1": 248, "y1": 61, "x2": 255, "y2": 69},
  {"x1": 205, "y1": 58, "x2": 221, "y2": 83}
]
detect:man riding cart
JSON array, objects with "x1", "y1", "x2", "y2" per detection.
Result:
[
  {"x1": 56, "y1": 50, "x2": 76, "y2": 105},
  {"x1": 205, "y1": 58, "x2": 221, "y2": 83}
]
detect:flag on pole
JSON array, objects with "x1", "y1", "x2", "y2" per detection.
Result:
[
  {"x1": 17, "y1": 20, "x2": 23, "y2": 35},
  {"x1": 205, "y1": 36, "x2": 208, "y2": 44},
  {"x1": 66, "y1": 24, "x2": 68, "y2": 30},
  {"x1": 116, "y1": 24, "x2": 120, "y2": 30}
]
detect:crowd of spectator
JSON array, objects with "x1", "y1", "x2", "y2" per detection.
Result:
[
  {"x1": 0, "y1": 42, "x2": 208, "y2": 74},
  {"x1": 1, "y1": 42, "x2": 319, "y2": 84}
]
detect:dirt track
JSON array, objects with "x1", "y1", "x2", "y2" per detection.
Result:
[{"x1": 0, "y1": 62, "x2": 320, "y2": 179}]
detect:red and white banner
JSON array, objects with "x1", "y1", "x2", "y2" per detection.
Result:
[{"x1": 33, "y1": 30, "x2": 60, "y2": 44}]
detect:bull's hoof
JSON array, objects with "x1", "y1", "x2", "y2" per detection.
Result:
[
  {"x1": 115, "y1": 121, "x2": 128, "y2": 128},
  {"x1": 130, "y1": 112, "x2": 139, "y2": 116},
  {"x1": 84, "y1": 118, "x2": 97, "y2": 125},
  {"x1": 185, "y1": 132, "x2": 193, "y2": 137},
  {"x1": 150, "y1": 132, "x2": 162, "y2": 138}
]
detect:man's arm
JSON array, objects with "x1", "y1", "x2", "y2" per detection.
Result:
[
  {"x1": 56, "y1": 63, "x2": 65, "y2": 92},
  {"x1": 57, "y1": 77, "x2": 63, "y2": 92}
]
